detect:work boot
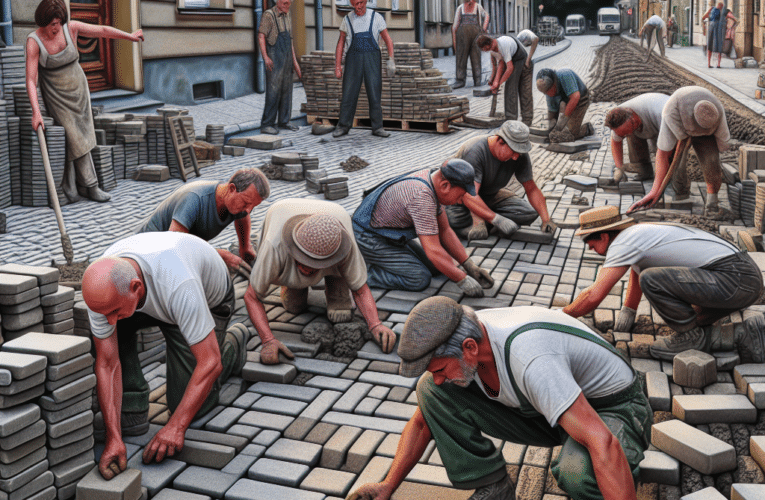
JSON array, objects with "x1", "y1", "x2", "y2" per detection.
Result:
[
  {"x1": 281, "y1": 124, "x2": 299, "y2": 132},
  {"x1": 734, "y1": 310, "x2": 765, "y2": 363},
  {"x1": 650, "y1": 326, "x2": 711, "y2": 361},
  {"x1": 468, "y1": 474, "x2": 515, "y2": 500},
  {"x1": 93, "y1": 410, "x2": 149, "y2": 441},
  {"x1": 261, "y1": 126, "x2": 278, "y2": 135},
  {"x1": 332, "y1": 126, "x2": 349, "y2": 138},
  {"x1": 86, "y1": 186, "x2": 111, "y2": 203},
  {"x1": 225, "y1": 322, "x2": 251, "y2": 376},
  {"x1": 452, "y1": 81, "x2": 465, "y2": 90},
  {"x1": 372, "y1": 128, "x2": 390, "y2": 138}
]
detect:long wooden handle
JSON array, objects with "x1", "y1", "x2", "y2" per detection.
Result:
[
  {"x1": 37, "y1": 127, "x2": 69, "y2": 239},
  {"x1": 655, "y1": 137, "x2": 692, "y2": 199}
]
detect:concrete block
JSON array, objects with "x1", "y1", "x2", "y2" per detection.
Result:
[
  {"x1": 731, "y1": 484, "x2": 765, "y2": 500},
  {"x1": 48, "y1": 423, "x2": 93, "y2": 450},
  {"x1": 251, "y1": 396, "x2": 307, "y2": 417},
  {"x1": 294, "y1": 357, "x2": 346, "y2": 377},
  {"x1": 284, "y1": 390, "x2": 343, "y2": 440},
  {"x1": 375, "y1": 434, "x2": 400, "y2": 458},
  {"x1": 221, "y1": 453, "x2": 258, "y2": 476},
  {"x1": 0, "y1": 447, "x2": 46, "y2": 479},
  {"x1": 153, "y1": 489, "x2": 212, "y2": 500},
  {"x1": 633, "y1": 360, "x2": 662, "y2": 377},
  {"x1": 49, "y1": 449, "x2": 94, "y2": 486},
  {"x1": 1, "y1": 307, "x2": 43, "y2": 331},
  {"x1": 40, "y1": 286, "x2": 75, "y2": 308},
  {"x1": 248, "y1": 382, "x2": 320, "y2": 402},
  {"x1": 0, "y1": 297, "x2": 40, "y2": 315},
  {"x1": 0, "y1": 370, "x2": 10, "y2": 387},
  {"x1": 358, "y1": 371, "x2": 417, "y2": 389},
  {"x1": 0, "y1": 274, "x2": 37, "y2": 295},
  {"x1": 30, "y1": 485, "x2": 55, "y2": 500},
  {"x1": 305, "y1": 423, "x2": 339, "y2": 445},
  {"x1": 0, "y1": 369, "x2": 44, "y2": 398},
  {"x1": 41, "y1": 396, "x2": 92, "y2": 424},
  {"x1": 322, "y1": 411, "x2": 407, "y2": 434},
  {"x1": 639, "y1": 450, "x2": 680, "y2": 485},
  {"x1": 0, "y1": 419, "x2": 45, "y2": 451},
  {"x1": 47, "y1": 435, "x2": 94, "y2": 466},
  {"x1": 247, "y1": 458, "x2": 310, "y2": 487},
  {"x1": 232, "y1": 392, "x2": 260, "y2": 409},
  {"x1": 405, "y1": 463, "x2": 451, "y2": 487},
  {"x1": 227, "y1": 424, "x2": 260, "y2": 441},
  {"x1": 354, "y1": 397, "x2": 381, "y2": 416},
  {"x1": 222, "y1": 145, "x2": 245, "y2": 156},
  {"x1": 47, "y1": 353, "x2": 93, "y2": 382},
  {"x1": 651, "y1": 419, "x2": 736, "y2": 475},
  {"x1": 3, "y1": 470, "x2": 53, "y2": 500},
  {"x1": 264, "y1": 438, "x2": 322, "y2": 466},
  {"x1": 510, "y1": 228, "x2": 555, "y2": 244},
  {"x1": 183, "y1": 428, "x2": 249, "y2": 453},
  {"x1": 348, "y1": 456, "x2": 393, "y2": 495},
  {"x1": 38, "y1": 283, "x2": 57, "y2": 296},
  {"x1": 204, "y1": 407, "x2": 245, "y2": 433},
  {"x1": 3, "y1": 332, "x2": 89, "y2": 364},
  {"x1": 41, "y1": 299, "x2": 74, "y2": 316},
  {"x1": 175, "y1": 440, "x2": 236, "y2": 469},
  {"x1": 126, "y1": 454, "x2": 186, "y2": 497},
  {"x1": 252, "y1": 429, "x2": 280, "y2": 447},
  {"x1": 43, "y1": 309, "x2": 74, "y2": 324},
  {"x1": 750, "y1": 435, "x2": 765, "y2": 471},
  {"x1": 75, "y1": 467, "x2": 141, "y2": 500},
  {"x1": 747, "y1": 382, "x2": 765, "y2": 408},
  {"x1": 241, "y1": 357, "x2": 296, "y2": 384},
  {"x1": 48, "y1": 373, "x2": 96, "y2": 403},
  {"x1": 734, "y1": 364, "x2": 765, "y2": 393},
  {"x1": 45, "y1": 367, "x2": 93, "y2": 392},
  {"x1": 320, "y1": 425, "x2": 363, "y2": 469},
  {"x1": 0, "y1": 288, "x2": 39, "y2": 307},
  {"x1": 0, "y1": 352, "x2": 45, "y2": 381},
  {"x1": 673, "y1": 350, "x2": 717, "y2": 388},
  {"x1": 43, "y1": 319, "x2": 75, "y2": 334},
  {"x1": 171, "y1": 466, "x2": 239, "y2": 499},
  {"x1": 305, "y1": 376, "x2": 354, "y2": 392},
  {"x1": 368, "y1": 386, "x2": 390, "y2": 399},
  {"x1": 390, "y1": 481, "x2": 472, "y2": 500},
  {"x1": 647, "y1": 371, "x2": 671, "y2": 412},
  {"x1": 0, "y1": 385, "x2": 45, "y2": 410},
  {"x1": 0, "y1": 457, "x2": 49, "y2": 492},
  {"x1": 672, "y1": 394, "x2": 757, "y2": 424},
  {"x1": 343, "y1": 429, "x2": 386, "y2": 473},
  {"x1": 225, "y1": 478, "x2": 326, "y2": 500},
  {"x1": 240, "y1": 444, "x2": 266, "y2": 458},
  {"x1": 333, "y1": 383, "x2": 373, "y2": 413},
  {"x1": 373, "y1": 401, "x2": 417, "y2": 421},
  {"x1": 238, "y1": 411, "x2": 294, "y2": 432},
  {"x1": 300, "y1": 468, "x2": 356, "y2": 498}
]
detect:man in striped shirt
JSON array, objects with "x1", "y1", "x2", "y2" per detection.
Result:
[{"x1": 352, "y1": 159, "x2": 495, "y2": 297}]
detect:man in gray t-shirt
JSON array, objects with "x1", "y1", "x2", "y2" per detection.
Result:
[
  {"x1": 447, "y1": 121, "x2": 556, "y2": 240},
  {"x1": 137, "y1": 169, "x2": 270, "y2": 272},
  {"x1": 565, "y1": 206, "x2": 763, "y2": 361}
]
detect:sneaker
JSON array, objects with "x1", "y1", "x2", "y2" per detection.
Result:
[
  {"x1": 280, "y1": 124, "x2": 299, "y2": 132},
  {"x1": 372, "y1": 128, "x2": 390, "y2": 138},
  {"x1": 261, "y1": 126, "x2": 279, "y2": 135},
  {"x1": 332, "y1": 126, "x2": 349, "y2": 138},
  {"x1": 650, "y1": 327, "x2": 710, "y2": 361},
  {"x1": 468, "y1": 474, "x2": 515, "y2": 500}
]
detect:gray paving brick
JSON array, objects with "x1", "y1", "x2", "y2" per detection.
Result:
[
  {"x1": 305, "y1": 376, "x2": 354, "y2": 392},
  {"x1": 404, "y1": 463, "x2": 452, "y2": 487},
  {"x1": 240, "y1": 444, "x2": 266, "y2": 458},
  {"x1": 29, "y1": 485, "x2": 55, "y2": 500},
  {"x1": 38, "y1": 387, "x2": 90, "y2": 412},
  {"x1": 632, "y1": 358, "x2": 662, "y2": 374},
  {"x1": 228, "y1": 424, "x2": 260, "y2": 441},
  {"x1": 225, "y1": 478, "x2": 326, "y2": 500},
  {"x1": 127, "y1": 454, "x2": 186, "y2": 496},
  {"x1": 152, "y1": 489, "x2": 212, "y2": 500},
  {"x1": 322, "y1": 412, "x2": 407, "y2": 434},
  {"x1": 0, "y1": 288, "x2": 39, "y2": 307},
  {"x1": 301, "y1": 468, "x2": 356, "y2": 498},
  {"x1": 264, "y1": 438, "x2": 322, "y2": 466},
  {"x1": 3, "y1": 332, "x2": 89, "y2": 365},
  {"x1": 284, "y1": 390, "x2": 343, "y2": 440},
  {"x1": 76, "y1": 467, "x2": 141, "y2": 500},
  {"x1": 0, "y1": 274, "x2": 37, "y2": 295},
  {"x1": 184, "y1": 429, "x2": 249, "y2": 454},
  {"x1": 238, "y1": 411, "x2": 294, "y2": 432},
  {"x1": 320, "y1": 426, "x2": 363, "y2": 469},
  {"x1": 47, "y1": 435, "x2": 93, "y2": 466},
  {"x1": 354, "y1": 397, "x2": 381, "y2": 416},
  {"x1": 232, "y1": 392, "x2": 261, "y2": 409},
  {"x1": 356, "y1": 341, "x2": 402, "y2": 364},
  {"x1": 45, "y1": 366, "x2": 93, "y2": 393},
  {"x1": 673, "y1": 350, "x2": 717, "y2": 389},
  {"x1": 0, "y1": 371, "x2": 10, "y2": 388},
  {"x1": 47, "y1": 373, "x2": 96, "y2": 403},
  {"x1": 358, "y1": 371, "x2": 417, "y2": 389},
  {"x1": 0, "y1": 264, "x2": 59, "y2": 286},
  {"x1": 646, "y1": 371, "x2": 671, "y2": 412},
  {"x1": 0, "y1": 297, "x2": 41, "y2": 315},
  {"x1": 247, "y1": 458, "x2": 310, "y2": 487},
  {"x1": 49, "y1": 449, "x2": 94, "y2": 486},
  {"x1": 343, "y1": 429, "x2": 385, "y2": 474},
  {"x1": 49, "y1": 422, "x2": 93, "y2": 450},
  {"x1": 172, "y1": 466, "x2": 239, "y2": 498},
  {"x1": 251, "y1": 396, "x2": 308, "y2": 417},
  {"x1": 40, "y1": 396, "x2": 91, "y2": 424},
  {"x1": 348, "y1": 456, "x2": 393, "y2": 495},
  {"x1": 0, "y1": 419, "x2": 45, "y2": 451},
  {"x1": 221, "y1": 454, "x2": 258, "y2": 477},
  {"x1": 638, "y1": 450, "x2": 680, "y2": 485},
  {"x1": 294, "y1": 358, "x2": 346, "y2": 377},
  {"x1": 241, "y1": 357, "x2": 297, "y2": 384},
  {"x1": 247, "y1": 382, "x2": 320, "y2": 402},
  {"x1": 39, "y1": 286, "x2": 74, "y2": 308},
  {"x1": 367, "y1": 386, "x2": 390, "y2": 399},
  {"x1": 0, "y1": 404, "x2": 40, "y2": 437},
  {"x1": 374, "y1": 401, "x2": 417, "y2": 421},
  {"x1": 204, "y1": 407, "x2": 246, "y2": 433},
  {"x1": 651, "y1": 420, "x2": 736, "y2": 475},
  {"x1": 672, "y1": 395, "x2": 757, "y2": 424},
  {"x1": 677, "y1": 486, "x2": 726, "y2": 499},
  {"x1": 175, "y1": 440, "x2": 236, "y2": 469},
  {"x1": 2, "y1": 470, "x2": 53, "y2": 500},
  {"x1": 734, "y1": 364, "x2": 765, "y2": 393},
  {"x1": 746, "y1": 382, "x2": 765, "y2": 408},
  {"x1": 0, "y1": 457, "x2": 49, "y2": 493},
  {"x1": 48, "y1": 409, "x2": 92, "y2": 439},
  {"x1": 0, "y1": 353, "x2": 46, "y2": 381},
  {"x1": 0, "y1": 447, "x2": 46, "y2": 479},
  {"x1": 0, "y1": 432, "x2": 45, "y2": 465},
  {"x1": 730, "y1": 484, "x2": 765, "y2": 500},
  {"x1": 333, "y1": 383, "x2": 372, "y2": 413}
]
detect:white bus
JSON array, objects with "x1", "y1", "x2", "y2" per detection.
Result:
[
  {"x1": 597, "y1": 7, "x2": 621, "y2": 35},
  {"x1": 565, "y1": 14, "x2": 587, "y2": 35}
]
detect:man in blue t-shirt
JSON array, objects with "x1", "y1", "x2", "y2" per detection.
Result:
[
  {"x1": 137, "y1": 168, "x2": 270, "y2": 272},
  {"x1": 536, "y1": 68, "x2": 592, "y2": 141}
]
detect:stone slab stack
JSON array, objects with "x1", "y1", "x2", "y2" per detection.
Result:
[
  {"x1": 0, "y1": 47, "x2": 25, "y2": 101},
  {"x1": 3, "y1": 332, "x2": 95, "y2": 499},
  {"x1": 0, "y1": 273, "x2": 43, "y2": 342},
  {"x1": 0, "y1": 99, "x2": 12, "y2": 209},
  {"x1": 92, "y1": 146, "x2": 117, "y2": 192},
  {"x1": 146, "y1": 115, "x2": 168, "y2": 166},
  {"x1": 206, "y1": 124, "x2": 225, "y2": 147},
  {"x1": 0, "y1": 351, "x2": 52, "y2": 500},
  {"x1": 7, "y1": 113, "x2": 20, "y2": 206},
  {"x1": 137, "y1": 326, "x2": 166, "y2": 369}
]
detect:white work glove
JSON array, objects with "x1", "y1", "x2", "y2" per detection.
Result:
[
  {"x1": 541, "y1": 220, "x2": 558, "y2": 234},
  {"x1": 554, "y1": 115, "x2": 570, "y2": 132},
  {"x1": 457, "y1": 275, "x2": 484, "y2": 297},
  {"x1": 462, "y1": 258, "x2": 494, "y2": 289},
  {"x1": 492, "y1": 214, "x2": 519, "y2": 237},
  {"x1": 613, "y1": 167, "x2": 625, "y2": 183},
  {"x1": 386, "y1": 59, "x2": 396, "y2": 78},
  {"x1": 614, "y1": 306, "x2": 636, "y2": 332}
]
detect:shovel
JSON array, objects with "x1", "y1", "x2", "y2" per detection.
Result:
[
  {"x1": 489, "y1": 83, "x2": 503, "y2": 118},
  {"x1": 38, "y1": 127, "x2": 74, "y2": 265}
]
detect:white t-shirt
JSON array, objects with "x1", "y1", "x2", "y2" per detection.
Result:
[
  {"x1": 250, "y1": 198, "x2": 368, "y2": 299},
  {"x1": 611, "y1": 93, "x2": 670, "y2": 143},
  {"x1": 87, "y1": 232, "x2": 230, "y2": 346},
  {"x1": 491, "y1": 36, "x2": 518, "y2": 64},
  {"x1": 603, "y1": 223, "x2": 739, "y2": 274},
  {"x1": 472, "y1": 307, "x2": 634, "y2": 427},
  {"x1": 645, "y1": 15, "x2": 665, "y2": 29},
  {"x1": 516, "y1": 29, "x2": 537, "y2": 47},
  {"x1": 657, "y1": 86, "x2": 730, "y2": 152},
  {"x1": 340, "y1": 10, "x2": 387, "y2": 52}
]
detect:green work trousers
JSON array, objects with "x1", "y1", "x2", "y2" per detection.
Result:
[
  {"x1": 416, "y1": 372, "x2": 652, "y2": 499},
  {"x1": 115, "y1": 281, "x2": 237, "y2": 419}
]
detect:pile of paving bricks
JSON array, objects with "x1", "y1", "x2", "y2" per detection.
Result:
[
  {"x1": 727, "y1": 145, "x2": 765, "y2": 233},
  {"x1": 300, "y1": 43, "x2": 469, "y2": 130}
]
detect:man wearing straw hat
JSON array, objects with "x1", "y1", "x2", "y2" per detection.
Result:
[
  {"x1": 348, "y1": 296, "x2": 651, "y2": 500},
  {"x1": 244, "y1": 198, "x2": 397, "y2": 363},
  {"x1": 564, "y1": 206, "x2": 763, "y2": 361},
  {"x1": 447, "y1": 121, "x2": 557, "y2": 241},
  {"x1": 628, "y1": 86, "x2": 730, "y2": 216}
]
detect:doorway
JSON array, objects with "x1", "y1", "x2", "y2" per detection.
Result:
[{"x1": 69, "y1": 0, "x2": 114, "y2": 92}]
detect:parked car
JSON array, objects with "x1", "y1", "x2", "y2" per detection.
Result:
[
  {"x1": 565, "y1": 14, "x2": 587, "y2": 35},
  {"x1": 597, "y1": 7, "x2": 621, "y2": 35}
]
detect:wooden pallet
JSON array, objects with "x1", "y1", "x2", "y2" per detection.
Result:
[
  {"x1": 167, "y1": 115, "x2": 200, "y2": 181},
  {"x1": 306, "y1": 115, "x2": 454, "y2": 134}
]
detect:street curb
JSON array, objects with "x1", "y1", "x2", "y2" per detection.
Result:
[{"x1": 531, "y1": 37, "x2": 573, "y2": 64}]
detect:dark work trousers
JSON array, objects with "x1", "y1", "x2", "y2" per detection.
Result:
[
  {"x1": 504, "y1": 60, "x2": 534, "y2": 126},
  {"x1": 353, "y1": 224, "x2": 438, "y2": 292},
  {"x1": 338, "y1": 14, "x2": 384, "y2": 131},
  {"x1": 446, "y1": 188, "x2": 538, "y2": 229},
  {"x1": 642, "y1": 24, "x2": 665, "y2": 57},
  {"x1": 261, "y1": 17, "x2": 294, "y2": 129},
  {"x1": 455, "y1": 15, "x2": 482, "y2": 87},
  {"x1": 114, "y1": 281, "x2": 236, "y2": 419},
  {"x1": 625, "y1": 135, "x2": 655, "y2": 180},
  {"x1": 639, "y1": 252, "x2": 763, "y2": 333},
  {"x1": 671, "y1": 135, "x2": 722, "y2": 198}
]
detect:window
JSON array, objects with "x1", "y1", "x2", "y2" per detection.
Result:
[
  {"x1": 177, "y1": 0, "x2": 234, "y2": 15},
  {"x1": 193, "y1": 81, "x2": 224, "y2": 101}
]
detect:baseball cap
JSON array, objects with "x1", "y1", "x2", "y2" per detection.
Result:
[{"x1": 439, "y1": 159, "x2": 476, "y2": 196}]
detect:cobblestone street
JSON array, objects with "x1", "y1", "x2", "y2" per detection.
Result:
[{"x1": 2, "y1": 33, "x2": 765, "y2": 500}]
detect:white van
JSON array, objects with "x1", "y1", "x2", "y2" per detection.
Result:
[
  {"x1": 597, "y1": 7, "x2": 621, "y2": 35},
  {"x1": 565, "y1": 14, "x2": 586, "y2": 35}
]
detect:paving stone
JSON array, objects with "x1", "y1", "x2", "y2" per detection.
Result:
[
  {"x1": 3, "y1": 332, "x2": 88, "y2": 365},
  {"x1": 76, "y1": 467, "x2": 141, "y2": 500},
  {"x1": 39, "y1": 286, "x2": 74, "y2": 308},
  {"x1": 221, "y1": 454, "x2": 258, "y2": 477},
  {"x1": 358, "y1": 371, "x2": 417, "y2": 389},
  {"x1": 0, "y1": 470, "x2": 53, "y2": 500},
  {"x1": 240, "y1": 444, "x2": 266, "y2": 458},
  {"x1": 49, "y1": 449, "x2": 94, "y2": 486},
  {"x1": 320, "y1": 426, "x2": 363, "y2": 469},
  {"x1": 126, "y1": 454, "x2": 186, "y2": 497},
  {"x1": 237, "y1": 410, "x2": 294, "y2": 432},
  {"x1": 204, "y1": 407, "x2": 246, "y2": 432},
  {"x1": 647, "y1": 371, "x2": 672, "y2": 412},
  {"x1": 354, "y1": 397, "x2": 381, "y2": 416},
  {"x1": 356, "y1": 340, "x2": 402, "y2": 363},
  {"x1": 300, "y1": 468, "x2": 356, "y2": 498},
  {"x1": 48, "y1": 409, "x2": 92, "y2": 439},
  {"x1": 248, "y1": 382, "x2": 320, "y2": 402},
  {"x1": 651, "y1": 420, "x2": 736, "y2": 475},
  {"x1": 673, "y1": 350, "x2": 717, "y2": 389},
  {"x1": 0, "y1": 432, "x2": 45, "y2": 465},
  {"x1": 502, "y1": 442, "x2": 527, "y2": 465},
  {"x1": 746, "y1": 382, "x2": 765, "y2": 409},
  {"x1": 152, "y1": 489, "x2": 212, "y2": 500},
  {"x1": 343, "y1": 430, "x2": 386, "y2": 473},
  {"x1": 680, "y1": 486, "x2": 726, "y2": 499},
  {"x1": 639, "y1": 450, "x2": 680, "y2": 485},
  {"x1": 703, "y1": 382, "x2": 737, "y2": 396},
  {"x1": 284, "y1": 390, "x2": 342, "y2": 440},
  {"x1": 264, "y1": 438, "x2": 322, "y2": 466},
  {"x1": 40, "y1": 396, "x2": 91, "y2": 424},
  {"x1": 524, "y1": 446, "x2": 552, "y2": 468},
  {"x1": 0, "y1": 447, "x2": 46, "y2": 480},
  {"x1": 516, "y1": 464, "x2": 546, "y2": 500},
  {"x1": 373, "y1": 401, "x2": 417, "y2": 421},
  {"x1": 0, "y1": 265, "x2": 59, "y2": 286},
  {"x1": 731, "y1": 484, "x2": 765, "y2": 500},
  {"x1": 241, "y1": 356, "x2": 297, "y2": 384},
  {"x1": 251, "y1": 396, "x2": 307, "y2": 417},
  {"x1": 183, "y1": 428, "x2": 249, "y2": 454},
  {"x1": 0, "y1": 404, "x2": 40, "y2": 437},
  {"x1": 333, "y1": 383, "x2": 372, "y2": 413},
  {"x1": 367, "y1": 386, "x2": 390, "y2": 399},
  {"x1": 0, "y1": 275, "x2": 37, "y2": 295},
  {"x1": 0, "y1": 297, "x2": 41, "y2": 315},
  {"x1": 305, "y1": 423, "x2": 339, "y2": 446},
  {"x1": 172, "y1": 466, "x2": 239, "y2": 498},
  {"x1": 227, "y1": 424, "x2": 260, "y2": 441},
  {"x1": 225, "y1": 478, "x2": 326, "y2": 500},
  {"x1": 0, "y1": 288, "x2": 39, "y2": 307},
  {"x1": 175, "y1": 440, "x2": 236, "y2": 469},
  {"x1": 247, "y1": 457, "x2": 310, "y2": 487},
  {"x1": 0, "y1": 353, "x2": 46, "y2": 381},
  {"x1": 348, "y1": 456, "x2": 393, "y2": 495},
  {"x1": 38, "y1": 387, "x2": 90, "y2": 412},
  {"x1": 750, "y1": 436, "x2": 765, "y2": 471},
  {"x1": 322, "y1": 412, "x2": 407, "y2": 434},
  {"x1": 390, "y1": 481, "x2": 472, "y2": 500},
  {"x1": 252, "y1": 429, "x2": 280, "y2": 447},
  {"x1": 0, "y1": 371, "x2": 10, "y2": 388},
  {"x1": 0, "y1": 419, "x2": 45, "y2": 451},
  {"x1": 632, "y1": 358, "x2": 662, "y2": 374},
  {"x1": 294, "y1": 358, "x2": 346, "y2": 377},
  {"x1": 49, "y1": 423, "x2": 93, "y2": 450},
  {"x1": 386, "y1": 387, "x2": 411, "y2": 403},
  {"x1": 232, "y1": 392, "x2": 261, "y2": 409},
  {"x1": 734, "y1": 364, "x2": 765, "y2": 393},
  {"x1": 47, "y1": 435, "x2": 93, "y2": 466},
  {"x1": 405, "y1": 463, "x2": 451, "y2": 487},
  {"x1": 305, "y1": 376, "x2": 354, "y2": 392},
  {"x1": 47, "y1": 373, "x2": 96, "y2": 403},
  {"x1": 672, "y1": 395, "x2": 757, "y2": 425},
  {"x1": 0, "y1": 457, "x2": 49, "y2": 493}
]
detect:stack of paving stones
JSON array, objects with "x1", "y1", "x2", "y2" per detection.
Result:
[
  {"x1": 3, "y1": 332, "x2": 95, "y2": 500},
  {"x1": 20, "y1": 124, "x2": 65, "y2": 208},
  {"x1": 300, "y1": 44, "x2": 468, "y2": 127},
  {"x1": 0, "y1": 272, "x2": 44, "y2": 342},
  {"x1": 137, "y1": 327, "x2": 166, "y2": 370},
  {"x1": 91, "y1": 146, "x2": 117, "y2": 192},
  {"x1": 0, "y1": 349, "x2": 53, "y2": 500},
  {"x1": 206, "y1": 124, "x2": 225, "y2": 147},
  {"x1": 7, "y1": 113, "x2": 20, "y2": 206},
  {"x1": 157, "y1": 107, "x2": 190, "y2": 177},
  {"x1": 0, "y1": 46, "x2": 25, "y2": 100},
  {"x1": 146, "y1": 115, "x2": 169, "y2": 165},
  {"x1": 71, "y1": 300, "x2": 91, "y2": 339},
  {"x1": 0, "y1": 100, "x2": 12, "y2": 209}
]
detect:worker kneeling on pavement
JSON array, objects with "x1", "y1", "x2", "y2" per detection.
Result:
[
  {"x1": 347, "y1": 297, "x2": 651, "y2": 500},
  {"x1": 536, "y1": 67, "x2": 592, "y2": 141},
  {"x1": 563, "y1": 206, "x2": 763, "y2": 361},
  {"x1": 605, "y1": 93, "x2": 670, "y2": 183},
  {"x1": 244, "y1": 199, "x2": 397, "y2": 363},
  {"x1": 629, "y1": 86, "x2": 730, "y2": 216},
  {"x1": 447, "y1": 120, "x2": 557, "y2": 240},
  {"x1": 352, "y1": 159, "x2": 494, "y2": 296},
  {"x1": 83, "y1": 232, "x2": 249, "y2": 479}
]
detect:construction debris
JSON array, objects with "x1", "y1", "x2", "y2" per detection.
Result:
[{"x1": 340, "y1": 156, "x2": 369, "y2": 172}]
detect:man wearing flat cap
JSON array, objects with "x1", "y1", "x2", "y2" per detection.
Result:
[
  {"x1": 448, "y1": 120, "x2": 556, "y2": 241},
  {"x1": 245, "y1": 198, "x2": 397, "y2": 362},
  {"x1": 629, "y1": 86, "x2": 730, "y2": 216},
  {"x1": 536, "y1": 68, "x2": 592, "y2": 140},
  {"x1": 347, "y1": 296, "x2": 651, "y2": 500},
  {"x1": 352, "y1": 159, "x2": 495, "y2": 297},
  {"x1": 564, "y1": 206, "x2": 763, "y2": 361}
]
